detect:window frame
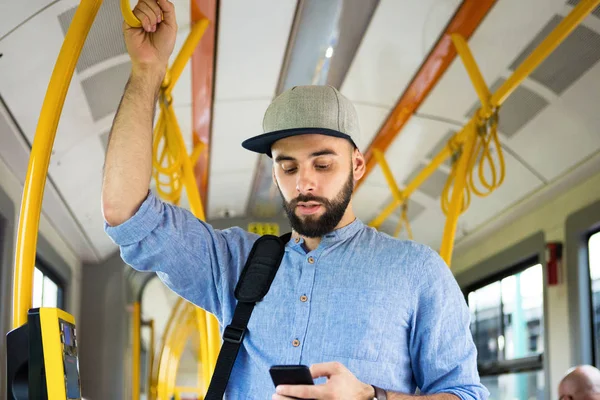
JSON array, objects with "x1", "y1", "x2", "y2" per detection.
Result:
[
  {"x1": 566, "y1": 199, "x2": 600, "y2": 367},
  {"x1": 35, "y1": 256, "x2": 66, "y2": 310},
  {"x1": 454, "y1": 232, "x2": 549, "y2": 393},
  {"x1": 463, "y1": 255, "x2": 544, "y2": 375}
]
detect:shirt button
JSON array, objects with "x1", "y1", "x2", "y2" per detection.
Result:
[
  {"x1": 300, "y1": 295, "x2": 308, "y2": 302},
  {"x1": 308, "y1": 257, "x2": 315, "y2": 264},
  {"x1": 292, "y1": 339, "x2": 300, "y2": 347}
]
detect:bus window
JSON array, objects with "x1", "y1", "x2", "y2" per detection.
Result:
[
  {"x1": 32, "y1": 263, "x2": 65, "y2": 309},
  {"x1": 589, "y1": 231, "x2": 600, "y2": 365},
  {"x1": 468, "y1": 263, "x2": 545, "y2": 400}
]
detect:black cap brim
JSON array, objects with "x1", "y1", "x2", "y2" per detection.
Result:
[{"x1": 241, "y1": 128, "x2": 355, "y2": 157}]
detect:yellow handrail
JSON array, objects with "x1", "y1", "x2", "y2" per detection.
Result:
[
  {"x1": 120, "y1": 0, "x2": 142, "y2": 28},
  {"x1": 12, "y1": 0, "x2": 103, "y2": 329}
]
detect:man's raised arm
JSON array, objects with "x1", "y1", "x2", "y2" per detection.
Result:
[{"x1": 102, "y1": 0, "x2": 177, "y2": 226}]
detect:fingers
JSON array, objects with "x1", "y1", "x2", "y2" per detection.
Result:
[
  {"x1": 309, "y1": 361, "x2": 345, "y2": 379},
  {"x1": 275, "y1": 384, "x2": 326, "y2": 399},
  {"x1": 141, "y1": 0, "x2": 163, "y2": 23},
  {"x1": 133, "y1": 2, "x2": 157, "y2": 32},
  {"x1": 157, "y1": 0, "x2": 177, "y2": 28}
]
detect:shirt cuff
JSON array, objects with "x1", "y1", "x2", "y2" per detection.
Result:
[{"x1": 104, "y1": 191, "x2": 163, "y2": 246}]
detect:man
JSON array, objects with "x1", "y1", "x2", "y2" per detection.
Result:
[
  {"x1": 559, "y1": 365, "x2": 600, "y2": 400},
  {"x1": 102, "y1": 1, "x2": 488, "y2": 399}
]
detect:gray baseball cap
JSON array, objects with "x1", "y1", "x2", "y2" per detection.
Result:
[{"x1": 242, "y1": 85, "x2": 361, "y2": 157}]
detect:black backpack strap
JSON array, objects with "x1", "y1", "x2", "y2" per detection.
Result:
[{"x1": 205, "y1": 232, "x2": 291, "y2": 399}]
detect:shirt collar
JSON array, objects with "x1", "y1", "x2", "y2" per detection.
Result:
[{"x1": 287, "y1": 218, "x2": 365, "y2": 250}]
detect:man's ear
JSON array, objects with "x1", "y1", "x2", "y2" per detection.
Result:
[{"x1": 353, "y1": 148, "x2": 366, "y2": 181}]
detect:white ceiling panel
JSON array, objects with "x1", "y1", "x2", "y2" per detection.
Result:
[
  {"x1": 0, "y1": 0, "x2": 55, "y2": 39},
  {"x1": 0, "y1": 98, "x2": 99, "y2": 262},
  {"x1": 214, "y1": 0, "x2": 296, "y2": 101},
  {"x1": 506, "y1": 61, "x2": 600, "y2": 181},
  {"x1": 68, "y1": 184, "x2": 118, "y2": 257},
  {"x1": 0, "y1": 0, "x2": 95, "y2": 159},
  {"x1": 352, "y1": 180, "x2": 393, "y2": 224},
  {"x1": 458, "y1": 148, "x2": 544, "y2": 233},
  {"x1": 340, "y1": 0, "x2": 461, "y2": 107},
  {"x1": 419, "y1": 0, "x2": 566, "y2": 121},
  {"x1": 405, "y1": 206, "x2": 448, "y2": 253},
  {"x1": 207, "y1": 171, "x2": 254, "y2": 220},
  {"x1": 210, "y1": 100, "x2": 267, "y2": 174},
  {"x1": 49, "y1": 134, "x2": 105, "y2": 202},
  {"x1": 353, "y1": 103, "x2": 389, "y2": 152}
]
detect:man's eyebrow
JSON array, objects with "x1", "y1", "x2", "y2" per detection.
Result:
[
  {"x1": 274, "y1": 155, "x2": 295, "y2": 163},
  {"x1": 274, "y1": 149, "x2": 338, "y2": 163},
  {"x1": 310, "y1": 149, "x2": 338, "y2": 158}
]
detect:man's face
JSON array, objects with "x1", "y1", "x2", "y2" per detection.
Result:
[{"x1": 271, "y1": 134, "x2": 365, "y2": 238}]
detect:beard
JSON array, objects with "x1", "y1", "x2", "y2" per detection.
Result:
[{"x1": 278, "y1": 171, "x2": 354, "y2": 238}]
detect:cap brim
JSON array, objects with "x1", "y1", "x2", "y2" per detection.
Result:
[{"x1": 241, "y1": 128, "x2": 354, "y2": 157}]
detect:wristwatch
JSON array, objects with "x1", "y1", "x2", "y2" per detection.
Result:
[{"x1": 372, "y1": 385, "x2": 387, "y2": 400}]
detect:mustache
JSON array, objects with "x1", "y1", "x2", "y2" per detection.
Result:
[{"x1": 289, "y1": 194, "x2": 330, "y2": 207}]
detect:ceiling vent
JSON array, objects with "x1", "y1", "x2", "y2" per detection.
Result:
[
  {"x1": 567, "y1": 0, "x2": 600, "y2": 19},
  {"x1": 81, "y1": 61, "x2": 131, "y2": 122},
  {"x1": 58, "y1": 0, "x2": 127, "y2": 73}
]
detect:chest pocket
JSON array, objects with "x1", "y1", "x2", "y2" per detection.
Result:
[{"x1": 321, "y1": 288, "x2": 388, "y2": 362}]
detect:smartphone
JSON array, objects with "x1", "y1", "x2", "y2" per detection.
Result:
[{"x1": 269, "y1": 364, "x2": 314, "y2": 387}]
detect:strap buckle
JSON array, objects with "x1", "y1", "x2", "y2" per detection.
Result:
[{"x1": 223, "y1": 325, "x2": 245, "y2": 344}]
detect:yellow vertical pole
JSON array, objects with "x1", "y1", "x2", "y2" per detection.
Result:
[
  {"x1": 12, "y1": 0, "x2": 103, "y2": 329},
  {"x1": 439, "y1": 122, "x2": 477, "y2": 266},
  {"x1": 206, "y1": 313, "x2": 221, "y2": 374},
  {"x1": 147, "y1": 320, "x2": 155, "y2": 400},
  {"x1": 132, "y1": 302, "x2": 141, "y2": 400},
  {"x1": 196, "y1": 308, "x2": 211, "y2": 391}
]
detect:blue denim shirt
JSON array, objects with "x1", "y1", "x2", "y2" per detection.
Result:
[{"x1": 105, "y1": 192, "x2": 488, "y2": 400}]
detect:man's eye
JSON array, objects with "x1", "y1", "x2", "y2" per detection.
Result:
[
  {"x1": 315, "y1": 164, "x2": 330, "y2": 170},
  {"x1": 283, "y1": 167, "x2": 297, "y2": 174}
]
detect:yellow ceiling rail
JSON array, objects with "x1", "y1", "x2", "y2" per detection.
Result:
[
  {"x1": 450, "y1": 34, "x2": 492, "y2": 119},
  {"x1": 162, "y1": 16, "x2": 210, "y2": 94},
  {"x1": 491, "y1": 0, "x2": 600, "y2": 106},
  {"x1": 368, "y1": 0, "x2": 599, "y2": 266},
  {"x1": 12, "y1": 0, "x2": 102, "y2": 329}
]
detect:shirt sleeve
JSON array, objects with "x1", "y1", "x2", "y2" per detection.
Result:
[
  {"x1": 104, "y1": 191, "x2": 256, "y2": 323},
  {"x1": 408, "y1": 249, "x2": 489, "y2": 400}
]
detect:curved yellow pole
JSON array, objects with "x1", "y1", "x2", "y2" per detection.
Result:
[
  {"x1": 12, "y1": 0, "x2": 102, "y2": 329},
  {"x1": 120, "y1": 0, "x2": 142, "y2": 28}
]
